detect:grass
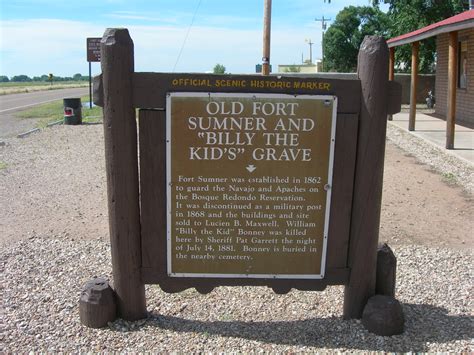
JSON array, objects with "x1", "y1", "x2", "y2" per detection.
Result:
[
  {"x1": 441, "y1": 172, "x2": 457, "y2": 185},
  {"x1": 0, "y1": 161, "x2": 7, "y2": 170},
  {"x1": 0, "y1": 81, "x2": 88, "y2": 95},
  {"x1": 0, "y1": 81, "x2": 85, "y2": 88},
  {"x1": 15, "y1": 95, "x2": 102, "y2": 128}
]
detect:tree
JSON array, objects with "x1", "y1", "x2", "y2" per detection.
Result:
[
  {"x1": 213, "y1": 64, "x2": 226, "y2": 74},
  {"x1": 0, "y1": 75, "x2": 9, "y2": 82},
  {"x1": 284, "y1": 66, "x2": 301, "y2": 73},
  {"x1": 11, "y1": 75, "x2": 32, "y2": 82},
  {"x1": 372, "y1": 0, "x2": 467, "y2": 72},
  {"x1": 323, "y1": 6, "x2": 389, "y2": 72}
]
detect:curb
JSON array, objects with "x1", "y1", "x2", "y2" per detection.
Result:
[
  {"x1": 15, "y1": 119, "x2": 103, "y2": 139},
  {"x1": 17, "y1": 128, "x2": 41, "y2": 139}
]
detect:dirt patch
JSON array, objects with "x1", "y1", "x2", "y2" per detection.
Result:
[
  {"x1": 0, "y1": 125, "x2": 472, "y2": 250},
  {"x1": 0, "y1": 126, "x2": 108, "y2": 247},
  {"x1": 380, "y1": 143, "x2": 473, "y2": 249}
]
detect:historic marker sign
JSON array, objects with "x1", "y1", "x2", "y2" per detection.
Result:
[
  {"x1": 166, "y1": 92, "x2": 337, "y2": 279},
  {"x1": 88, "y1": 29, "x2": 402, "y2": 324}
]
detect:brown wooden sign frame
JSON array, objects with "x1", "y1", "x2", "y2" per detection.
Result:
[
  {"x1": 94, "y1": 28, "x2": 401, "y2": 322},
  {"x1": 139, "y1": 92, "x2": 357, "y2": 293}
]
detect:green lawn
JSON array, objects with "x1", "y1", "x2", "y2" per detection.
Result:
[
  {"x1": 0, "y1": 81, "x2": 85, "y2": 88},
  {"x1": 15, "y1": 95, "x2": 102, "y2": 128}
]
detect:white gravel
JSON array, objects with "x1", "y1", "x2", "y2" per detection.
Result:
[
  {"x1": 0, "y1": 123, "x2": 473, "y2": 352},
  {"x1": 1, "y1": 235, "x2": 472, "y2": 352}
]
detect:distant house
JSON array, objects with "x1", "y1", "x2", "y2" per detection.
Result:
[
  {"x1": 387, "y1": 10, "x2": 473, "y2": 149},
  {"x1": 277, "y1": 61, "x2": 321, "y2": 74}
]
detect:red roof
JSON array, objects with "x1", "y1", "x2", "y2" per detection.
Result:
[{"x1": 388, "y1": 10, "x2": 474, "y2": 47}]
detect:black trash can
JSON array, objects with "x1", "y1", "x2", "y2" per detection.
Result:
[{"x1": 63, "y1": 98, "x2": 82, "y2": 125}]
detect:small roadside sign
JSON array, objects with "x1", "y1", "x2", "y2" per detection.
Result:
[{"x1": 87, "y1": 38, "x2": 101, "y2": 62}]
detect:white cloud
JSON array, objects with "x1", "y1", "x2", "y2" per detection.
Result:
[
  {"x1": 105, "y1": 11, "x2": 181, "y2": 23},
  {"x1": 0, "y1": 18, "x2": 323, "y2": 76},
  {"x1": 0, "y1": 19, "x2": 105, "y2": 76}
]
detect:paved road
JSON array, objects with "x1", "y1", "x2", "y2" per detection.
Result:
[{"x1": 0, "y1": 87, "x2": 88, "y2": 138}]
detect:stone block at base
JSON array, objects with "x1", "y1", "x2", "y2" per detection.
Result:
[
  {"x1": 362, "y1": 295, "x2": 405, "y2": 336},
  {"x1": 79, "y1": 277, "x2": 117, "y2": 328}
]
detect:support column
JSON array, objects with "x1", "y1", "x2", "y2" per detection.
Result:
[
  {"x1": 388, "y1": 47, "x2": 395, "y2": 121},
  {"x1": 100, "y1": 28, "x2": 147, "y2": 320},
  {"x1": 409, "y1": 41, "x2": 419, "y2": 131},
  {"x1": 344, "y1": 36, "x2": 389, "y2": 319},
  {"x1": 446, "y1": 31, "x2": 458, "y2": 149}
]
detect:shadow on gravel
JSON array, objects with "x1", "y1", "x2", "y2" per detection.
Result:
[{"x1": 143, "y1": 303, "x2": 472, "y2": 352}]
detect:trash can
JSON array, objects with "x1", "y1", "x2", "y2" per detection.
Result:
[{"x1": 63, "y1": 98, "x2": 82, "y2": 125}]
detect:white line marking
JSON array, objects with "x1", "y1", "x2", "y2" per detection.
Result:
[{"x1": 0, "y1": 98, "x2": 64, "y2": 113}]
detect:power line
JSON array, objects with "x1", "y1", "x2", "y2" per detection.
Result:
[{"x1": 172, "y1": 0, "x2": 202, "y2": 72}]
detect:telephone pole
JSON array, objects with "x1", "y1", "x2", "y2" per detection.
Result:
[
  {"x1": 262, "y1": 0, "x2": 272, "y2": 75},
  {"x1": 315, "y1": 16, "x2": 331, "y2": 72},
  {"x1": 305, "y1": 39, "x2": 314, "y2": 64}
]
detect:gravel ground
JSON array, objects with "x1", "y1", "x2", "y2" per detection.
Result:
[
  {"x1": 387, "y1": 122, "x2": 474, "y2": 194},
  {"x1": 1, "y1": 236, "x2": 472, "y2": 352},
  {"x1": 0, "y1": 124, "x2": 473, "y2": 352}
]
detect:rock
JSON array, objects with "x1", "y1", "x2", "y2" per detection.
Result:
[
  {"x1": 79, "y1": 277, "x2": 117, "y2": 328},
  {"x1": 362, "y1": 295, "x2": 404, "y2": 336},
  {"x1": 376, "y1": 243, "x2": 397, "y2": 297}
]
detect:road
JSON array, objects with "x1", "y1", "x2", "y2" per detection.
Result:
[{"x1": 0, "y1": 87, "x2": 88, "y2": 138}]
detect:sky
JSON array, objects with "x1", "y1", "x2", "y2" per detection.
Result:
[{"x1": 0, "y1": 0, "x2": 388, "y2": 78}]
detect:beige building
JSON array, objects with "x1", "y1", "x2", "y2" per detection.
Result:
[{"x1": 278, "y1": 61, "x2": 321, "y2": 73}]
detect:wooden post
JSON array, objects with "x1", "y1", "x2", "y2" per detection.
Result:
[
  {"x1": 388, "y1": 47, "x2": 395, "y2": 121},
  {"x1": 375, "y1": 244, "x2": 397, "y2": 297},
  {"x1": 343, "y1": 36, "x2": 389, "y2": 319},
  {"x1": 388, "y1": 47, "x2": 395, "y2": 81},
  {"x1": 100, "y1": 28, "x2": 146, "y2": 320},
  {"x1": 409, "y1": 41, "x2": 419, "y2": 131},
  {"x1": 262, "y1": 0, "x2": 272, "y2": 76},
  {"x1": 446, "y1": 31, "x2": 458, "y2": 149}
]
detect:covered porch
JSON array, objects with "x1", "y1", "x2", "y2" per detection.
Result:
[
  {"x1": 390, "y1": 111, "x2": 474, "y2": 164},
  {"x1": 387, "y1": 10, "x2": 474, "y2": 150}
]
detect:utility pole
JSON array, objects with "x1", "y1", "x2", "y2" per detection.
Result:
[
  {"x1": 262, "y1": 0, "x2": 272, "y2": 76},
  {"x1": 315, "y1": 16, "x2": 331, "y2": 72},
  {"x1": 305, "y1": 39, "x2": 314, "y2": 64}
]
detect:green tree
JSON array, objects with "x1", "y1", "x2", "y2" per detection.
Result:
[
  {"x1": 0, "y1": 75, "x2": 9, "y2": 82},
  {"x1": 372, "y1": 0, "x2": 467, "y2": 72},
  {"x1": 213, "y1": 64, "x2": 226, "y2": 74},
  {"x1": 284, "y1": 66, "x2": 301, "y2": 73},
  {"x1": 73, "y1": 73, "x2": 84, "y2": 81},
  {"x1": 11, "y1": 75, "x2": 32, "y2": 82},
  {"x1": 324, "y1": 6, "x2": 389, "y2": 72}
]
